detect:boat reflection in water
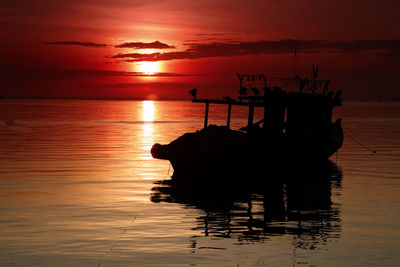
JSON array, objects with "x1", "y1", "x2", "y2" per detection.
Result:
[{"x1": 151, "y1": 161, "x2": 342, "y2": 249}]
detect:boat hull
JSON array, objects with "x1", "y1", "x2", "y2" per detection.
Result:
[{"x1": 151, "y1": 120, "x2": 343, "y2": 181}]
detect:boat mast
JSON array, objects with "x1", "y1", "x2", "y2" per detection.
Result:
[{"x1": 294, "y1": 45, "x2": 298, "y2": 78}]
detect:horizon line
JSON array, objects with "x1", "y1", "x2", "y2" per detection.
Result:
[{"x1": 1, "y1": 96, "x2": 398, "y2": 102}]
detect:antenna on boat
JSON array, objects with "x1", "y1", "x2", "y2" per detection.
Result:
[
  {"x1": 237, "y1": 74, "x2": 245, "y2": 100},
  {"x1": 312, "y1": 64, "x2": 320, "y2": 93},
  {"x1": 294, "y1": 43, "x2": 300, "y2": 92},
  {"x1": 294, "y1": 45, "x2": 297, "y2": 77}
]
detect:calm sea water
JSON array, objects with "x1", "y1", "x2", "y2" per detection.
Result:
[{"x1": 0, "y1": 100, "x2": 399, "y2": 267}]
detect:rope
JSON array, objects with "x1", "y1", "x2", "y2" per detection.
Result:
[
  {"x1": 97, "y1": 216, "x2": 137, "y2": 267},
  {"x1": 158, "y1": 163, "x2": 172, "y2": 185},
  {"x1": 96, "y1": 163, "x2": 172, "y2": 266},
  {"x1": 280, "y1": 79, "x2": 295, "y2": 89},
  {"x1": 166, "y1": 163, "x2": 171, "y2": 177},
  {"x1": 344, "y1": 129, "x2": 376, "y2": 154}
]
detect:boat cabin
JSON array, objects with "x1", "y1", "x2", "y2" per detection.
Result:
[{"x1": 190, "y1": 72, "x2": 342, "y2": 137}]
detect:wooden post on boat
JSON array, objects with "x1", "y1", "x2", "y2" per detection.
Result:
[
  {"x1": 204, "y1": 102, "x2": 209, "y2": 129},
  {"x1": 227, "y1": 103, "x2": 232, "y2": 128},
  {"x1": 263, "y1": 89, "x2": 268, "y2": 129},
  {"x1": 263, "y1": 102, "x2": 267, "y2": 129},
  {"x1": 248, "y1": 104, "x2": 254, "y2": 128}
]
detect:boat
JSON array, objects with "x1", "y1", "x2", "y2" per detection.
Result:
[{"x1": 151, "y1": 67, "x2": 343, "y2": 181}]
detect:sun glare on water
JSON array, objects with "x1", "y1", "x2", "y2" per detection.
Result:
[
  {"x1": 141, "y1": 101, "x2": 155, "y2": 160},
  {"x1": 137, "y1": 61, "x2": 160, "y2": 75},
  {"x1": 142, "y1": 100, "x2": 155, "y2": 122}
]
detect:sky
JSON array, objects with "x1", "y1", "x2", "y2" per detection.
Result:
[{"x1": 1, "y1": 0, "x2": 399, "y2": 100}]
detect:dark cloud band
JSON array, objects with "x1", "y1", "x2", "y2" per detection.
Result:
[
  {"x1": 115, "y1": 41, "x2": 175, "y2": 49},
  {"x1": 43, "y1": 41, "x2": 108, "y2": 47},
  {"x1": 111, "y1": 39, "x2": 400, "y2": 62}
]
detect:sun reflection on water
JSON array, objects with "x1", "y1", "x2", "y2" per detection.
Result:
[
  {"x1": 142, "y1": 100, "x2": 155, "y2": 122},
  {"x1": 141, "y1": 101, "x2": 155, "y2": 160}
]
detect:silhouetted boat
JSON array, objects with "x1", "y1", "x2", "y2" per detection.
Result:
[{"x1": 152, "y1": 67, "x2": 343, "y2": 179}]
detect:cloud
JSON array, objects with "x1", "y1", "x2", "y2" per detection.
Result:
[
  {"x1": 43, "y1": 41, "x2": 108, "y2": 47},
  {"x1": 115, "y1": 41, "x2": 175, "y2": 49},
  {"x1": 322, "y1": 40, "x2": 400, "y2": 54},
  {"x1": 111, "y1": 51, "x2": 194, "y2": 61},
  {"x1": 110, "y1": 39, "x2": 400, "y2": 62},
  {"x1": 195, "y1": 33, "x2": 226, "y2": 37}
]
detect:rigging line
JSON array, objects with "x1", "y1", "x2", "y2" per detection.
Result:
[
  {"x1": 167, "y1": 163, "x2": 171, "y2": 177},
  {"x1": 343, "y1": 129, "x2": 377, "y2": 154},
  {"x1": 97, "y1": 164, "x2": 171, "y2": 267},
  {"x1": 280, "y1": 79, "x2": 294, "y2": 89},
  {"x1": 159, "y1": 163, "x2": 172, "y2": 185},
  {"x1": 97, "y1": 216, "x2": 137, "y2": 267}
]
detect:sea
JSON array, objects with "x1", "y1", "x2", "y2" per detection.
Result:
[{"x1": 0, "y1": 99, "x2": 399, "y2": 267}]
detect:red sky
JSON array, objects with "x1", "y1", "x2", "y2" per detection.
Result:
[{"x1": 1, "y1": 0, "x2": 399, "y2": 100}]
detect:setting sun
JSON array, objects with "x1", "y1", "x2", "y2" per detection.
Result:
[{"x1": 137, "y1": 61, "x2": 160, "y2": 75}]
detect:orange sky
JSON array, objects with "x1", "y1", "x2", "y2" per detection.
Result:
[{"x1": 1, "y1": 0, "x2": 399, "y2": 100}]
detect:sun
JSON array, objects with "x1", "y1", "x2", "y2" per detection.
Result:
[{"x1": 137, "y1": 61, "x2": 160, "y2": 75}]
